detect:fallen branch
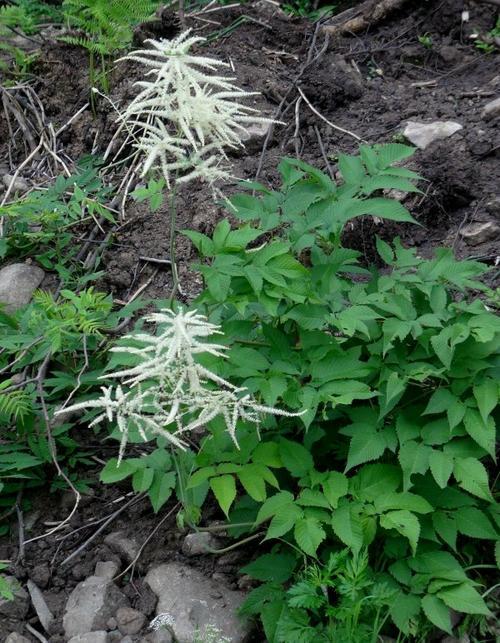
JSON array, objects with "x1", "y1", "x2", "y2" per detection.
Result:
[
  {"x1": 322, "y1": 0, "x2": 411, "y2": 37},
  {"x1": 475, "y1": 0, "x2": 500, "y2": 6}
]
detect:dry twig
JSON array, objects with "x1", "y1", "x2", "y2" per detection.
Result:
[{"x1": 297, "y1": 87, "x2": 367, "y2": 143}]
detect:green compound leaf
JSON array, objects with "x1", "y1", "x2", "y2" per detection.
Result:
[
  {"x1": 331, "y1": 504, "x2": 364, "y2": 553},
  {"x1": 294, "y1": 516, "x2": 326, "y2": 557},
  {"x1": 346, "y1": 430, "x2": 387, "y2": 472},
  {"x1": 149, "y1": 471, "x2": 176, "y2": 513},
  {"x1": 422, "y1": 594, "x2": 453, "y2": 635},
  {"x1": 278, "y1": 439, "x2": 313, "y2": 477},
  {"x1": 455, "y1": 507, "x2": 498, "y2": 540},
  {"x1": 240, "y1": 552, "x2": 296, "y2": 583},
  {"x1": 380, "y1": 510, "x2": 420, "y2": 555},
  {"x1": 429, "y1": 450, "x2": 454, "y2": 489},
  {"x1": 438, "y1": 583, "x2": 491, "y2": 616},
  {"x1": 454, "y1": 457, "x2": 493, "y2": 502},
  {"x1": 210, "y1": 474, "x2": 236, "y2": 517},
  {"x1": 100, "y1": 458, "x2": 135, "y2": 483},
  {"x1": 473, "y1": 378, "x2": 498, "y2": 424}
]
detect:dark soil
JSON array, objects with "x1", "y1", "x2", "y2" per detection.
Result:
[{"x1": 0, "y1": 0, "x2": 499, "y2": 640}]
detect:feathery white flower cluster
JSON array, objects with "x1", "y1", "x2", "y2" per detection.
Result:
[
  {"x1": 149, "y1": 612, "x2": 175, "y2": 631},
  {"x1": 56, "y1": 310, "x2": 301, "y2": 462},
  {"x1": 117, "y1": 30, "x2": 273, "y2": 187}
]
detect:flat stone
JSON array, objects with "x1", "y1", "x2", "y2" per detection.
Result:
[
  {"x1": 239, "y1": 121, "x2": 271, "y2": 153},
  {"x1": 27, "y1": 580, "x2": 54, "y2": 633},
  {"x1": 63, "y1": 575, "x2": 129, "y2": 638},
  {"x1": 460, "y1": 221, "x2": 500, "y2": 245},
  {"x1": 68, "y1": 632, "x2": 109, "y2": 643},
  {"x1": 181, "y1": 532, "x2": 220, "y2": 556},
  {"x1": 145, "y1": 562, "x2": 250, "y2": 643},
  {"x1": 403, "y1": 120, "x2": 463, "y2": 149},
  {"x1": 95, "y1": 560, "x2": 120, "y2": 581},
  {"x1": 5, "y1": 634, "x2": 31, "y2": 643},
  {"x1": 0, "y1": 576, "x2": 29, "y2": 619},
  {"x1": 0, "y1": 263, "x2": 45, "y2": 313},
  {"x1": 2, "y1": 174, "x2": 29, "y2": 192},
  {"x1": 481, "y1": 96, "x2": 500, "y2": 120},
  {"x1": 116, "y1": 606, "x2": 146, "y2": 635},
  {"x1": 104, "y1": 531, "x2": 139, "y2": 563}
]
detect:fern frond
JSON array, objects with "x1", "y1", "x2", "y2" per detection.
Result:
[
  {"x1": 0, "y1": 389, "x2": 33, "y2": 422},
  {"x1": 58, "y1": 35, "x2": 110, "y2": 56},
  {"x1": 62, "y1": 0, "x2": 162, "y2": 52}
]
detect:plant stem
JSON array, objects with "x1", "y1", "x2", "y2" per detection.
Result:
[{"x1": 168, "y1": 182, "x2": 180, "y2": 302}]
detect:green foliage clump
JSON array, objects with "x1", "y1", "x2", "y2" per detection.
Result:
[
  {"x1": 241, "y1": 549, "x2": 396, "y2": 642},
  {"x1": 0, "y1": 288, "x2": 137, "y2": 525},
  {"x1": 0, "y1": 163, "x2": 140, "y2": 529},
  {"x1": 175, "y1": 146, "x2": 498, "y2": 640},
  {"x1": 0, "y1": 160, "x2": 115, "y2": 287},
  {"x1": 7, "y1": 142, "x2": 496, "y2": 641},
  {"x1": 474, "y1": 17, "x2": 500, "y2": 53},
  {"x1": 0, "y1": 0, "x2": 61, "y2": 80},
  {"x1": 0, "y1": 0, "x2": 62, "y2": 35}
]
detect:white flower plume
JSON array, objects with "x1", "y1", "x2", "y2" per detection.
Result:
[
  {"x1": 114, "y1": 29, "x2": 275, "y2": 187},
  {"x1": 56, "y1": 310, "x2": 302, "y2": 462}
]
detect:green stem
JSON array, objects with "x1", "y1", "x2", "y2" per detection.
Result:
[
  {"x1": 89, "y1": 50, "x2": 96, "y2": 116},
  {"x1": 196, "y1": 522, "x2": 256, "y2": 532},
  {"x1": 482, "y1": 582, "x2": 500, "y2": 599},
  {"x1": 100, "y1": 54, "x2": 109, "y2": 93},
  {"x1": 200, "y1": 531, "x2": 264, "y2": 555},
  {"x1": 168, "y1": 182, "x2": 179, "y2": 303}
]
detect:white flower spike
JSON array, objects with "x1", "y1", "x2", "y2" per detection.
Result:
[
  {"x1": 56, "y1": 310, "x2": 303, "y2": 463},
  {"x1": 116, "y1": 29, "x2": 276, "y2": 187}
]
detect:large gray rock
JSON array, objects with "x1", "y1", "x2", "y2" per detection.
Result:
[
  {"x1": 0, "y1": 576, "x2": 29, "y2": 619},
  {"x1": 0, "y1": 263, "x2": 45, "y2": 313},
  {"x1": 63, "y1": 575, "x2": 129, "y2": 638},
  {"x1": 481, "y1": 96, "x2": 500, "y2": 120},
  {"x1": 145, "y1": 562, "x2": 250, "y2": 643},
  {"x1": 403, "y1": 121, "x2": 463, "y2": 149},
  {"x1": 67, "y1": 632, "x2": 109, "y2": 643},
  {"x1": 460, "y1": 221, "x2": 500, "y2": 245}
]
